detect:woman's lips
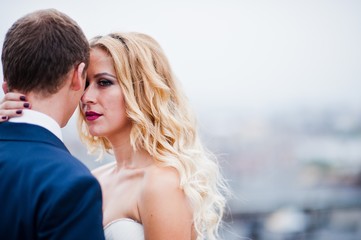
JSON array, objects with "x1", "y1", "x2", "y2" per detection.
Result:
[{"x1": 85, "y1": 111, "x2": 102, "y2": 121}]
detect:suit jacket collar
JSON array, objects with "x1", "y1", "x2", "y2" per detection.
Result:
[
  {"x1": 8, "y1": 109, "x2": 63, "y2": 141},
  {"x1": 0, "y1": 122, "x2": 69, "y2": 153}
]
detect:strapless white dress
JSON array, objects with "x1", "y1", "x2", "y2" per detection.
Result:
[{"x1": 104, "y1": 218, "x2": 144, "y2": 240}]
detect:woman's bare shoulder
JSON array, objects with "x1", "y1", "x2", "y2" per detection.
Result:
[
  {"x1": 142, "y1": 165, "x2": 181, "y2": 191},
  {"x1": 138, "y1": 165, "x2": 193, "y2": 238},
  {"x1": 139, "y1": 165, "x2": 188, "y2": 207}
]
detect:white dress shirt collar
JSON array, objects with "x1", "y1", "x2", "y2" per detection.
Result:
[{"x1": 8, "y1": 109, "x2": 63, "y2": 141}]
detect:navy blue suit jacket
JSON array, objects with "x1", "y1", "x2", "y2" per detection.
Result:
[{"x1": 0, "y1": 122, "x2": 105, "y2": 240}]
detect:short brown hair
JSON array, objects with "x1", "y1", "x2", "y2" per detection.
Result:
[{"x1": 1, "y1": 9, "x2": 89, "y2": 95}]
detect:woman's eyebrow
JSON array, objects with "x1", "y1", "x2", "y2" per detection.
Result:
[{"x1": 93, "y1": 72, "x2": 117, "y2": 79}]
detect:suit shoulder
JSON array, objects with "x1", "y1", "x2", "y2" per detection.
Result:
[{"x1": 30, "y1": 143, "x2": 92, "y2": 175}]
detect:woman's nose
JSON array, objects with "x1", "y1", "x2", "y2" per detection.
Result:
[{"x1": 81, "y1": 84, "x2": 96, "y2": 104}]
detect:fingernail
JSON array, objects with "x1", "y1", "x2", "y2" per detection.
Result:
[
  {"x1": 16, "y1": 110, "x2": 22, "y2": 114},
  {"x1": 2, "y1": 116, "x2": 7, "y2": 120},
  {"x1": 20, "y1": 96, "x2": 26, "y2": 101},
  {"x1": 24, "y1": 103, "x2": 30, "y2": 108}
]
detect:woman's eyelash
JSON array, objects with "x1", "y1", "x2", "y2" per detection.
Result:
[
  {"x1": 84, "y1": 78, "x2": 114, "y2": 89},
  {"x1": 98, "y1": 79, "x2": 113, "y2": 86}
]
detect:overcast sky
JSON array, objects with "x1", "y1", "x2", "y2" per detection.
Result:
[{"x1": 1, "y1": 0, "x2": 361, "y2": 113}]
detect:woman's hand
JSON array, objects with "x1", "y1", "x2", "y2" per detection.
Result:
[{"x1": 0, "y1": 93, "x2": 30, "y2": 122}]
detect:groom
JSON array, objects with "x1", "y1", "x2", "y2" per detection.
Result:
[{"x1": 0, "y1": 9, "x2": 105, "y2": 239}]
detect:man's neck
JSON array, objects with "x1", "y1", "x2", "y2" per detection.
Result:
[{"x1": 25, "y1": 92, "x2": 69, "y2": 128}]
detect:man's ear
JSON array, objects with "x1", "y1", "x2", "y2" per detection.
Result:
[
  {"x1": 2, "y1": 81, "x2": 8, "y2": 93},
  {"x1": 71, "y1": 62, "x2": 86, "y2": 91}
]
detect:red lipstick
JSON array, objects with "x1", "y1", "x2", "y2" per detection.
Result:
[{"x1": 85, "y1": 111, "x2": 102, "y2": 121}]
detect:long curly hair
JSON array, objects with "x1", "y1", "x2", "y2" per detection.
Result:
[{"x1": 78, "y1": 32, "x2": 229, "y2": 240}]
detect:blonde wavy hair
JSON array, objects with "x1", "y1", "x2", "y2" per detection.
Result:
[{"x1": 78, "y1": 32, "x2": 229, "y2": 240}]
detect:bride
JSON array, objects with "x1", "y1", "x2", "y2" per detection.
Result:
[{"x1": 1, "y1": 32, "x2": 229, "y2": 240}]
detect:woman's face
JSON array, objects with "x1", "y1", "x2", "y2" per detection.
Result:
[{"x1": 81, "y1": 47, "x2": 131, "y2": 139}]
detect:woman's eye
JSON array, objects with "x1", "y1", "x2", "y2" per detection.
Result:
[{"x1": 98, "y1": 79, "x2": 113, "y2": 87}]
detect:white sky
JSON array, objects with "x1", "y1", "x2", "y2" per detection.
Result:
[{"x1": 1, "y1": 0, "x2": 361, "y2": 112}]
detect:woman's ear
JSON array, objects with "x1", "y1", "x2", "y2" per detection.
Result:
[{"x1": 2, "y1": 81, "x2": 8, "y2": 93}]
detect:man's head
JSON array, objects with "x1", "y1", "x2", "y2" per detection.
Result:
[
  {"x1": 2, "y1": 9, "x2": 90, "y2": 127},
  {"x1": 2, "y1": 9, "x2": 89, "y2": 96}
]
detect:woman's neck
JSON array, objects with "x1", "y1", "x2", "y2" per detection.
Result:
[{"x1": 109, "y1": 136, "x2": 153, "y2": 170}]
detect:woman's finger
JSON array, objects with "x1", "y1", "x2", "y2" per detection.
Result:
[
  {"x1": 0, "y1": 101, "x2": 31, "y2": 110},
  {"x1": 0, "y1": 115, "x2": 9, "y2": 122},
  {"x1": 0, "y1": 92, "x2": 27, "y2": 103},
  {"x1": 0, "y1": 92, "x2": 28, "y2": 122},
  {"x1": 0, "y1": 109, "x2": 24, "y2": 122}
]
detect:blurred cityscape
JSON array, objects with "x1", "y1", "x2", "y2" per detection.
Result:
[
  {"x1": 198, "y1": 104, "x2": 361, "y2": 240},
  {"x1": 64, "y1": 104, "x2": 361, "y2": 240}
]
